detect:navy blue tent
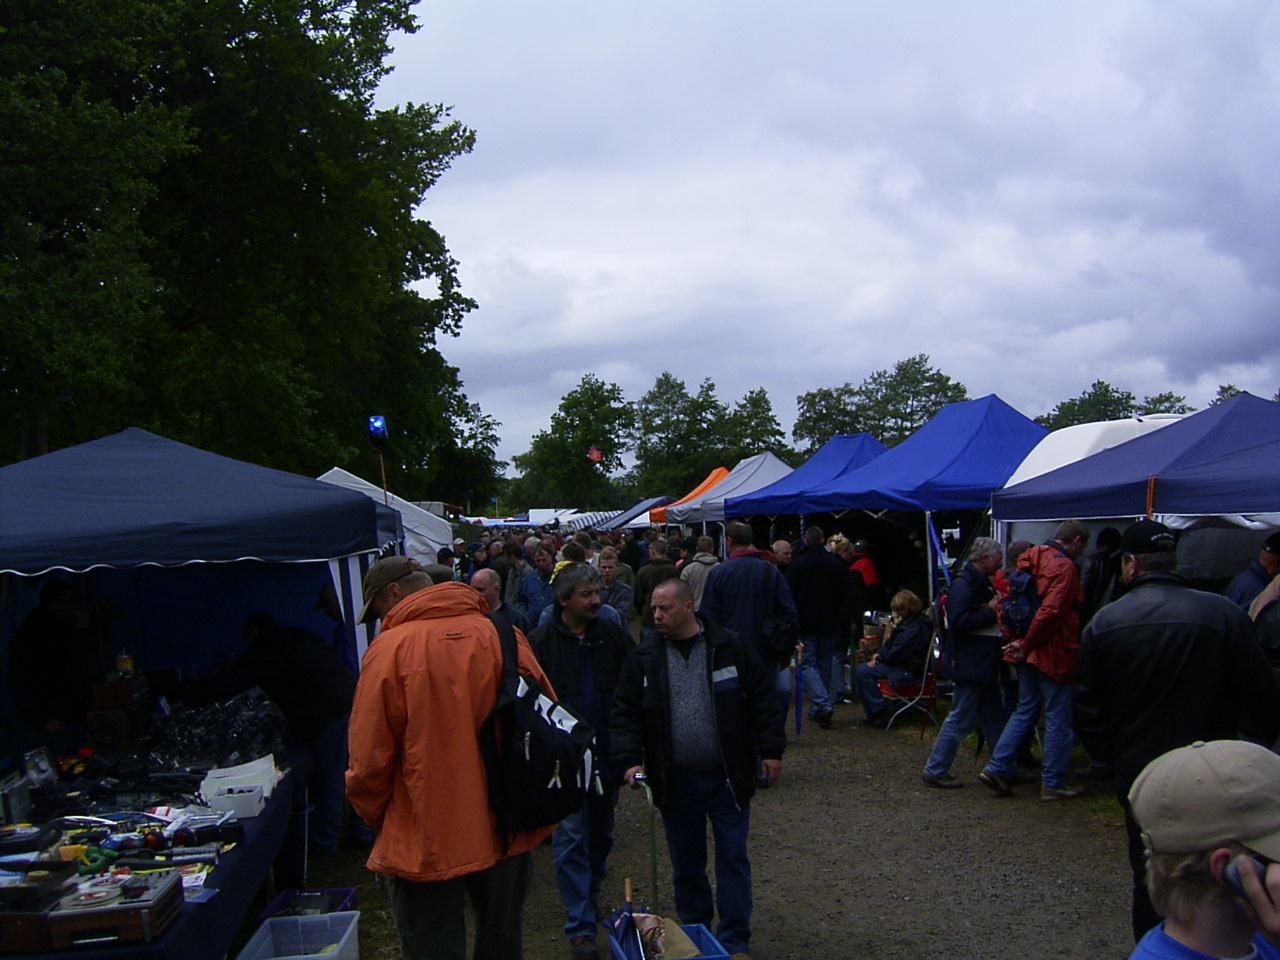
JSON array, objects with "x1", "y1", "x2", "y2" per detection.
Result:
[
  {"x1": 600, "y1": 496, "x2": 675, "y2": 530},
  {"x1": 724, "y1": 433, "x2": 887, "y2": 517},
  {"x1": 992, "y1": 392, "x2": 1280, "y2": 521},
  {"x1": 794, "y1": 395, "x2": 1049, "y2": 514},
  {"x1": 0, "y1": 428, "x2": 400, "y2": 575}
]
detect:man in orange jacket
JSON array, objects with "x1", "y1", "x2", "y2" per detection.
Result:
[{"x1": 347, "y1": 556, "x2": 557, "y2": 960}]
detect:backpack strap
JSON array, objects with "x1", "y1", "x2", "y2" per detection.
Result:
[{"x1": 480, "y1": 613, "x2": 520, "y2": 851}]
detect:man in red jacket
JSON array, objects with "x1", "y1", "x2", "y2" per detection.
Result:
[{"x1": 979, "y1": 520, "x2": 1090, "y2": 801}]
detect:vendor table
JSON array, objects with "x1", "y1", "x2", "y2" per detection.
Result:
[{"x1": 22, "y1": 771, "x2": 293, "y2": 960}]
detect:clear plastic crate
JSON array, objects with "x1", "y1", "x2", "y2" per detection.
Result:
[{"x1": 236, "y1": 911, "x2": 359, "y2": 960}]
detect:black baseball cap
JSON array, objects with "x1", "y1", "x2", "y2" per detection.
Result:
[{"x1": 1121, "y1": 520, "x2": 1177, "y2": 555}]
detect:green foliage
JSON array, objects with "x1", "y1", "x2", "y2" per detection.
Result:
[
  {"x1": 0, "y1": 0, "x2": 502, "y2": 502},
  {"x1": 1135, "y1": 392, "x2": 1195, "y2": 416},
  {"x1": 1211, "y1": 384, "x2": 1243, "y2": 405},
  {"x1": 506, "y1": 375, "x2": 636, "y2": 511},
  {"x1": 793, "y1": 354, "x2": 968, "y2": 451},
  {"x1": 1035, "y1": 380, "x2": 1137, "y2": 430}
]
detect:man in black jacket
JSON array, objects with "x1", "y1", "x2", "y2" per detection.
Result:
[
  {"x1": 612, "y1": 579, "x2": 783, "y2": 960},
  {"x1": 786, "y1": 526, "x2": 851, "y2": 728},
  {"x1": 529, "y1": 563, "x2": 632, "y2": 960},
  {"x1": 921, "y1": 538, "x2": 1007, "y2": 787},
  {"x1": 1075, "y1": 519, "x2": 1280, "y2": 943}
]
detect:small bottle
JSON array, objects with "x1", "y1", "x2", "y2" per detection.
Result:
[{"x1": 115, "y1": 649, "x2": 135, "y2": 678}]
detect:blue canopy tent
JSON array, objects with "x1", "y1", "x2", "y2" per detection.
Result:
[
  {"x1": 788, "y1": 396, "x2": 1048, "y2": 599},
  {"x1": 992, "y1": 392, "x2": 1280, "y2": 521},
  {"x1": 723, "y1": 433, "x2": 887, "y2": 517},
  {"x1": 0, "y1": 428, "x2": 402, "y2": 673}
]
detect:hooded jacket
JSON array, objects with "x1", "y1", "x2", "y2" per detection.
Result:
[
  {"x1": 346, "y1": 582, "x2": 556, "y2": 882},
  {"x1": 679, "y1": 552, "x2": 719, "y2": 609},
  {"x1": 1008, "y1": 542, "x2": 1083, "y2": 683}
]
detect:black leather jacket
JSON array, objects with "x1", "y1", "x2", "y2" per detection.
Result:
[{"x1": 1075, "y1": 572, "x2": 1280, "y2": 786}]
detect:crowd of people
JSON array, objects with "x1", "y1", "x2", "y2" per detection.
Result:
[{"x1": 337, "y1": 519, "x2": 1280, "y2": 960}]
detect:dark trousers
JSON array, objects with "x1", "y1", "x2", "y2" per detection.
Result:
[
  {"x1": 660, "y1": 769, "x2": 753, "y2": 954},
  {"x1": 383, "y1": 851, "x2": 533, "y2": 960},
  {"x1": 1119, "y1": 788, "x2": 1162, "y2": 942}
]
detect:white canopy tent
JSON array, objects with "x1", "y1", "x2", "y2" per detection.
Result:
[
  {"x1": 664, "y1": 453, "x2": 795, "y2": 525},
  {"x1": 317, "y1": 467, "x2": 451, "y2": 563}
]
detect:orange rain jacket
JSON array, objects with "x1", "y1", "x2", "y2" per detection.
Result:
[{"x1": 346, "y1": 582, "x2": 557, "y2": 882}]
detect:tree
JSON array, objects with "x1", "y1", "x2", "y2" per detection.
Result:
[
  {"x1": 1135, "y1": 392, "x2": 1195, "y2": 415},
  {"x1": 1036, "y1": 380, "x2": 1136, "y2": 430},
  {"x1": 717, "y1": 387, "x2": 796, "y2": 467},
  {"x1": 793, "y1": 354, "x2": 968, "y2": 451},
  {"x1": 0, "y1": 0, "x2": 503, "y2": 501},
  {"x1": 506, "y1": 375, "x2": 635, "y2": 510},
  {"x1": 1211, "y1": 384, "x2": 1243, "y2": 405}
]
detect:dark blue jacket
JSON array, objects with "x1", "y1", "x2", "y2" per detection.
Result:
[
  {"x1": 876, "y1": 614, "x2": 931, "y2": 677},
  {"x1": 1226, "y1": 560, "x2": 1272, "y2": 610},
  {"x1": 700, "y1": 550, "x2": 798, "y2": 663},
  {"x1": 940, "y1": 562, "x2": 1002, "y2": 683},
  {"x1": 517, "y1": 567, "x2": 554, "y2": 618},
  {"x1": 610, "y1": 616, "x2": 785, "y2": 809}
]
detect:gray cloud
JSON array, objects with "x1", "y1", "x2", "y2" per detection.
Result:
[{"x1": 393, "y1": 0, "x2": 1280, "y2": 465}]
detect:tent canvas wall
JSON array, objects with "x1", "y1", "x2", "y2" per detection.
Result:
[
  {"x1": 665, "y1": 452, "x2": 795, "y2": 525},
  {"x1": 991, "y1": 393, "x2": 1280, "y2": 521},
  {"x1": 0, "y1": 429, "x2": 400, "y2": 680},
  {"x1": 724, "y1": 434, "x2": 887, "y2": 517},
  {"x1": 318, "y1": 467, "x2": 450, "y2": 562},
  {"x1": 650, "y1": 468, "x2": 729, "y2": 524}
]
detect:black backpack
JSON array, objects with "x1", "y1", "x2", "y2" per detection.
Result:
[
  {"x1": 479, "y1": 616, "x2": 600, "y2": 850},
  {"x1": 999, "y1": 543, "x2": 1071, "y2": 638}
]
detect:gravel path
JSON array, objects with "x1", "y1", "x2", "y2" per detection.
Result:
[{"x1": 315, "y1": 701, "x2": 1134, "y2": 960}]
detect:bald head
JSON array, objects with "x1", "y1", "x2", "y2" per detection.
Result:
[{"x1": 471, "y1": 567, "x2": 502, "y2": 611}]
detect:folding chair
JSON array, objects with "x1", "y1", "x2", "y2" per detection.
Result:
[{"x1": 876, "y1": 628, "x2": 943, "y2": 738}]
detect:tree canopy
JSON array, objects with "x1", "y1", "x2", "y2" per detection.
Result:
[
  {"x1": 0, "y1": 0, "x2": 498, "y2": 503},
  {"x1": 793, "y1": 354, "x2": 968, "y2": 452},
  {"x1": 505, "y1": 375, "x2": 636, "y2": 511}
]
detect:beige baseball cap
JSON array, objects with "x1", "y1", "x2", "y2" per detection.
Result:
[
  {"x1": 1129, "y1": 740, "x2": 1280, "y2": 859},
  {"x1": 358, "y1": 556, "x2": 422, "y2": 624}
]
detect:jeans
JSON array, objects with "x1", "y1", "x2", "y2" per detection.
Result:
[
  {"x1": 831, "y1": 637, "x2": 851, "y2": 700},
  {"x1": 552, "y1": 784, "x2": 619, "y2": 939},
  {"x1": 799, "y1": 634, "x2": 835, "y2": 716},
  {"x1": 852, "y1": 661, "x2": 914, "y2": 715},
  {"x1": 987, "y1": 664, "x2": 1075, "y2": 788},
  {"x1": 660, "y1": 770, "x2": 753, "y2": 954},
  {"x1": 383, "y1": 851, "x2": 532, "y2": 960},
  {"x1": 923, "y1": 681, "x2": 1006, "y2": 778}
]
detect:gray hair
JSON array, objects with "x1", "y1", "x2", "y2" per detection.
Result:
[
  {"x1": 969, "y1": 537, "x2": 1003, "y2": 563},
  {"x1": 552, "y1": 562, "x2": 602, "y2": 602}
]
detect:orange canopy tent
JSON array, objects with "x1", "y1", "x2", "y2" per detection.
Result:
[{"x1": 649, "y1": 467, "x2": 729, "y2": 524}]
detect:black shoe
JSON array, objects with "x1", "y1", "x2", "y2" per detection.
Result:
[
  {"x1": 816, "y1": 711, "x2": 834, "y2": 729},
  {"x1": 570, "y1": 937, "x2": 599, "y2": 960},
  {"x1": 978, "y1": 768, "x2": 1014, "y2": 797},
  {"x1": 861, "y1": 710, "x2": 887, "y2": 727},
  {"x1": 921, "y1": 773, "x2": 963, "y2": 789}
]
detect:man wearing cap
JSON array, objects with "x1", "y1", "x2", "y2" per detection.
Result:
[
  {"x1": 1075, "y1": 520, "x2": 1280, "y2": 942},
  {"x1": 1226, "y1": 532, "x2": 1280, "y2": 611},
  {"x1": 1127, "y1": 740, "x2": 1280, "y2": 959},
  {"x1": 347, "y1": 557, "x2": 558, "y2": 960}
]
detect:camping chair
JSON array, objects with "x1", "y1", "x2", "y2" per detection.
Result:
[{"x1": 877, "y1": 625, "x2": 944, "y2": 738}]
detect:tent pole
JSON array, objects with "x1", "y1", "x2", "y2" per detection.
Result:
[{"x1": 925, "y1": 510, "x2": 934, "y2": 610}]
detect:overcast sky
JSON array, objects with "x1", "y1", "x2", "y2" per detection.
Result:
[{"x1": 379, "y1": 1, "x2": 1280, "y2": 466}]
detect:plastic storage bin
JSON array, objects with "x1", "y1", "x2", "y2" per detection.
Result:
[
  {"x1": 236, "y1": 911, "x2": 359, "y2": 960},
  {"x1": 259, "y1": 888, "x2": 358, "y2": 921},
  {"x1": 609, "y1": 922, "x2": 728, "y2": 960}
]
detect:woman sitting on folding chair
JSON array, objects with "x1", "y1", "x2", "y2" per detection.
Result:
[{"x1": 853, "y1": 590, "x2": 932, "y2": 727}]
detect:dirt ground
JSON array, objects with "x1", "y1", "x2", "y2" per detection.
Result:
[{"x1": 305, "y1": 700, "x2": 1135, "y2": 960}]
